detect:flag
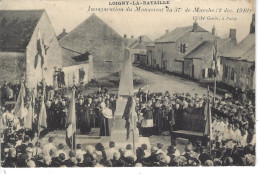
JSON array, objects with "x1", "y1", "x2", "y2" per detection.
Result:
[
  {"x1": 123, "y1": 96, "x2": 135, "y2": 140},
  {"x1": 34, "y1": 30, "x2": 45, "y2": 69},
  {"x1": 66, "y1": 88, "x2": 76, "y2": 149},
  {"x1": 211, "y1": 38, "x2": 219, "y2": 77},
  {"x1": 38, "y1": 95, "x2": 47, "y2": 133},
  {"x1": 24, "y1": 98, "x2": 33, "y2": 129},
  {"x1": 204, "y1": 97, "x2": 213, "y2": 140},
  {"x1": 14, "y1": 82, "x2": 26, "y2": 118}
]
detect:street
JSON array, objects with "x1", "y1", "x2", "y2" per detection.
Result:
[{"x1": 133, "y1": 66, "x2": 219, "y2": 97}]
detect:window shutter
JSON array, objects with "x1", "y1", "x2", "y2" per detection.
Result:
[
  {"x1": 184, "y1": 44, "x2": 187, "y2": 53},
  {"x1": 202, "y1": 69, "x2": 205, "y2": 78}
]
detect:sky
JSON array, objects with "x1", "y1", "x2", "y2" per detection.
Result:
[{"x1": 0, "y1": 0, "x2": 255, "y2": 42}]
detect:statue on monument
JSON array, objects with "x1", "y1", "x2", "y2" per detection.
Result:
[{"x1": 122, "y1": 95, "x2": 138, "y2": 140}]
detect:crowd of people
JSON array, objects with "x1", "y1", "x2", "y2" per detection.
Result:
[
  {"x1": 0, "y1": 82, "x2": 256, "y2": 167},
  {"x1": 1, "y1": 136, "x2": 256, "y2": 167}
]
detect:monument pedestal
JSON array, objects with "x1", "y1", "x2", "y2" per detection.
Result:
[{"x1": 110, "y1": 97, "x2": 139, "y2": 145}]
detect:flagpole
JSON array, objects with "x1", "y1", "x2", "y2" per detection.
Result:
[
  {"x1": 146, "y1": 83, "x2": 148, "y2": 102},
  {"x1": 72, "y1": 73, "x2": 76, "y2": 151},
  {"x1": 213, "y1": 34, "x2": 218, "y2": 105},
  {"x1": 207, "y1": 86, "x2": 212, "y2": 155},
  {"x1": 21, "y1": 78, "x2": 25, "y2": 140}
]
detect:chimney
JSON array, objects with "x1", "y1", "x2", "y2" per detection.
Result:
[
  {"x1": 131, "y1": 35, "x2": 134, "y2": 39},
  {"x1": 192, "y1": 20, "x2": 198, "y2": 32},
  {"x1": 63, "y1": 28, "x2": 66, "y2": 33},
  {"x1": 139, "y1": 36, "x2": 143, "y2": 43},
  {"x1": 212, "y1": 25, "x2": 216, "y2": 35},
  {"x1": 250, "y1": 13, "x2": 255, "y2": 34},
  {"x1": 165, "y1": 30, "x2": 169, "y2": 34},
  {"x1": 229, "y1": 29, "x2": 236, "y2": 41},
  {"x1": 124, "y1": 34, "x2": 127, "y2": 39}
]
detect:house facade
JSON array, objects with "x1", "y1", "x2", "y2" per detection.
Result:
[
  {"x1": 154, "y1": 22, "x2": 217, "y2": 73},
  {"x1": 0, "y1": 10, "x2": 62, "y2": 89},
  {"x1": 146, "y1": 42, "x2": 155, "y2": 68},
  {"x1": 183, "y1": 31, "x2": 237, "y2": 81},
  {"x1": 221, "y1": 14, "x2": 255, "y2": 91}
]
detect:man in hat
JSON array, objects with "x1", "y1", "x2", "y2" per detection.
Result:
[
  {"x1": 50, "y1": 98, "x2": 60, "y2": 130},
  {"x1": 153, "y1": 100, "x2": 163, "y2": 135},
  {"x1": 76, "y1": 98, "x2": 86, "y2": 132},
  {"x1": 168, "y1": 104, "x2": 176, "y2": 132},
  {"x1": 80, "y1": 99, "x2": 92, "y2": 134},
  {"x1": 58, "y1": 100, "x2": 67, "y2": 130}
]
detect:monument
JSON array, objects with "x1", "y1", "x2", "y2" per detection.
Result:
[
  {"x1": 110, "y1": 48, "x2": 139, "y2": 145},
  {"x1": 101, "y1": 48, "x2": 150, "y2": 149}
]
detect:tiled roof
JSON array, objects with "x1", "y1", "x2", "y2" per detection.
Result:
[
  {"x1": 155, "y1": 25, "x2": 208, "y2": 43},
  {"x1": 0, "y1": 10, "x2": 44, "y2": 51},
  {"x1": 129, "y1": 35, "x2": 152, "y2": 48},
  {"x1": 185, "y1": 38, "x2": 236, "y2": 59},
  {"x1": 222, "y1": 33, "x2": 255, "y2": 62},
  {"x1": 59, "y1": 13, "x2": 123, "y2": 54}
]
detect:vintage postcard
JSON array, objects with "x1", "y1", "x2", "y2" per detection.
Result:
[{"x1": 0, "y1": 0, "x2": 256, "y2": 169}]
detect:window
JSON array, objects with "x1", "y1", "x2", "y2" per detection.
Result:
[
  {"x1": 241, "y1": 67, "x2": 244, "y2": 73},
  {"x1": 136, "y1": 55, "x2": 141, "y2": 61},
  {"x1": 180, "y1": 43, "x2": 187, "y2": 54},
  {"x1": 208, "y1": 68, "x2": 213, "y2": 78},
  {"x1": 223, "y1": 65, "x2": 228, "y2": 78},
  {"x1": 202, "y1": 69, "x2": 205, "y2": 78},
  {"x1": 247, "y1": 68, "x2": 251, "y2": 75},
  {"x1": 231, "y1": 68, "x2": 235, "y2": 80}
]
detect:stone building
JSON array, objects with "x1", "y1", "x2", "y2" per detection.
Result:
[
  {"x1": 154, "y1": 22, "x2": 218, "y2": 73},
  {"x1": 221, "y1": 14, "x2": 255, "y2": 91},
  {"x1": 183, "y1": 30, "x2": 236, "y2": 81},
  {"x1": 0, "y1": 10, "x2": 62, "y2": 88},
  {"x1": 59, "y1": 14, "x2": 124, "y2": 79}
]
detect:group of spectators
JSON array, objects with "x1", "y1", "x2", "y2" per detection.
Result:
[
  {"x1": 0, "y1": 82, "x2": 256, "y2": 167},
  {"x1": 1, "y1": 135, "x2": 255, "y2": 167}
]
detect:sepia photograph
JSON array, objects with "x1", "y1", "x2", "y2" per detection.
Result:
[{"x1": 0, "y1": 0, "x2": 256, "y2": 169}]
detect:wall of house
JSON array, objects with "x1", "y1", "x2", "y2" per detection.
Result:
[
  {"x1": 154, "y1": 43, "x2": 163, "y2": 69},
  {"x1": 63, "y1": 63, "x2": 90, "y2": 87},
  {"x1": 193, "y1": 59, "x2": 202, "y2": 80},
  {"x1": 173, "y1": 60, "x2": 183, "y2": 74},
  {"x1": 154, "y1": 42, "x2": 178, "y2": 71},
  {"x1": 0, "y1": 52, "x2": 26, "y2": 84},
  {"x1": 184, "y1": 58, "x2": 193, "y2": 77},
  {"x1": 164, "y1": 43, "x2": 179, "y2": 72},
  {"x1": 222, "y1": 58, "x2": 255, "y2": 91},
  {"x1": 146, "y1": 46, "x2": 154, "y2": 67},
  {"x1": 26, "y1": 12, "x2": 62, "y2": 89}
]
